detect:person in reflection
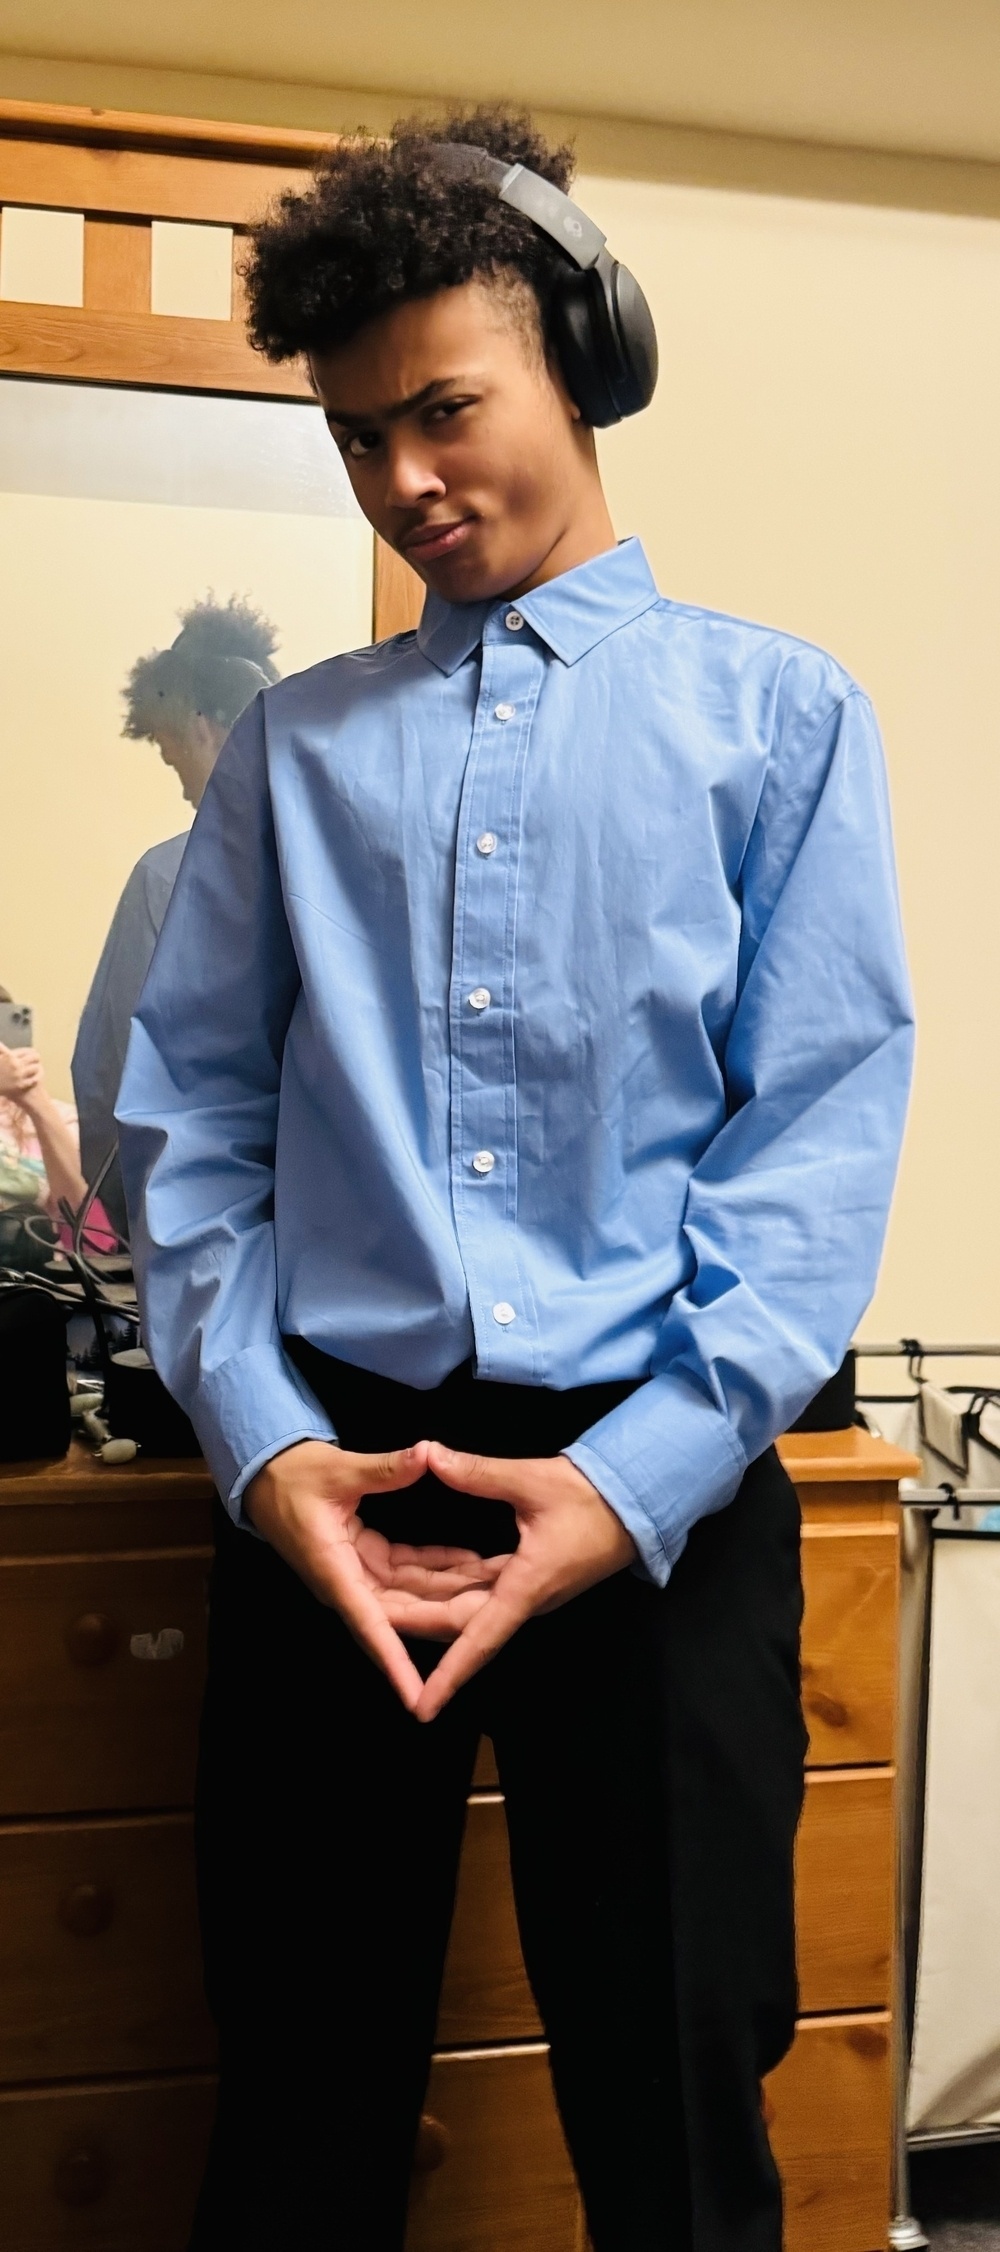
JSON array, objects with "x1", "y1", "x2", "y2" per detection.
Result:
[
  {"x1": 72, "y1": 598, "x2": 279, "y2": 1237},
  {"x1": 0, "y1": 994, "x2": 114, "y2": 1253},
  {"x1": 116, "y1": 108, "x2": 914, "y2": 2252}
]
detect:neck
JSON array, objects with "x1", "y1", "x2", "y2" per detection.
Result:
[{"x1": 505, "y1": 477, "x2": 617, "y2": 600}]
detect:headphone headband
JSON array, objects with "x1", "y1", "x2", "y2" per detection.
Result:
[
  {"x1": 425, "y1": 140, "x2": 658, "y2": 427},
  {"x1": 430, "y1": 144, "x2": 606, "y2": 272}
]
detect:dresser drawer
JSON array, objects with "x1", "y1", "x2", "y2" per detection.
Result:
[
  {"x1": 407, "y1": 2046, "x2": 579, "y2": 2252},
  {"x1": 0, "y1": 1551, "x2": 209, "y2": 1815},
  {"x1": 801, "y1": 1523, "x2": 898, "y2": 1766},
  {"x1": 796, "y1": 1769, "x2": 893, "y2": 2013},
  {"x1": 443, "y1": 1764, "x2": 895, "y2": 2046},
  {"x1": 0, "y1": 1813, "x2": 215, "y2": 2084},
  {"x1": 0, "y1": 2072, "x2": 215, "y2": 2251},
  {"x1": 437, "y1": 1794, "x2": 540, "y2": 2046},
  {"x1": 766, "y1": 2012, "x2": 891, "y2": 2252}
]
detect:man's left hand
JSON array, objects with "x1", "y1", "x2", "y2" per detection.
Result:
[{"x1": 377, "y1": 1446, "x2": 636, "y2": 1722}]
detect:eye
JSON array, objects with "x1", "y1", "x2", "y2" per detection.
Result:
[
  {"x1": 341, "y1": 430, "x2": 381, "y2": 461},
  {"x1": 428, "y1": 398, "x2": 473, "y2": 425}
]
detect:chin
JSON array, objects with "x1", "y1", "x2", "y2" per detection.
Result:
[{"x1": 420, "y1": 544, "x2": 521, "y2": 608}]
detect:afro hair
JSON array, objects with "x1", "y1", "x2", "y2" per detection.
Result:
[
  {"x1": 243, "y1": 104, "x2": 577, "y2": 365},
  {"x1": 122, "y1": 594, "x2": 280, "y2": 743}
]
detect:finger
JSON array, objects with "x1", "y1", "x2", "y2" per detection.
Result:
[
  {"x1": 352, "y1": 1529, "x2": 503, "y2": 1595},
  {"x1": 347, "y1": 1442, "x2": 430, "y2": 1496},
  {"x1": 414, "y1": 1557, "x2": 538, "y2": 1721},
  {"x1": 385, "y1": 1558, "x2": 502, "y2": 1598},
  {"x1": 322, "y1": 1547, "x2": 426, "y2": 1710},
  {"x1": 424, "y1": 1442, "x2": 531, "y2": 1505},
  {"x1": 366, "y1": 1539, "x2": 495, "y2": 1573},
  {"x1": 378, "y1": 1586, "x2": 494, "y2": 1641}
]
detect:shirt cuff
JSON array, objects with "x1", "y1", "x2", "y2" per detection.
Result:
[
  {"x1": 564, "y1": 1368, "x2": 747, "y2": 1588},
  {"x1": 187, "y1": 1345, "x2": 338, "y2": 1526}
]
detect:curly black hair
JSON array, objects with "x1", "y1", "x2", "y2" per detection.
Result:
[
  {"x1": 122, "y1": 595, "x2": 280, "y2": 743},
  {"x1": 244, "y1": 104, "x2": 576, "y2": 365}
]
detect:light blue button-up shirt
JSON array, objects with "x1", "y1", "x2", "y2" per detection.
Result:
[{"x1": 117, "y1": 539, "x2": 913, "y2": 1584}]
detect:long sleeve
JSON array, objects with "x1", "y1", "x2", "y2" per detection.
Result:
[
  {"x1": 116, "y1": 701, "x2": 336, "y2": 1512},
  {"x1": 565, "y1": 687, "x2": 914, "y2": 1585},
  {"x1": 72, "y1": 835, "x2": 186, "y2": 1239}
]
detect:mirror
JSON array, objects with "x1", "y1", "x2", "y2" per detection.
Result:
[{"x1": 0, "y1": 375, "x2": 372, "y2": 1243}]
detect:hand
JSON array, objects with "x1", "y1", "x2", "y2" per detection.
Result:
[
  {"x1": 0, "y1": 1043, "x2": 44, "y2": 1109},
  {"x1": 244, "y1": 1438, "x2": 505, "y2": 1713},
  {"x1": 377, "y1": 1447, "x2": 637, "y2": 1722}
]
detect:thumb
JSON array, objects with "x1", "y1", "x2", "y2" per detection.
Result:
[
  {"x1": 354, "y1": 1441, "x2": 430, "y2": 1495},
  {"x1": 425, "y1": 1442, "x2": 531, "y2": 1505}
]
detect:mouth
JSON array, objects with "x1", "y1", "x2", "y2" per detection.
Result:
[{"x1": 399, "y1": 517, "x2": 475, "y2": 563}]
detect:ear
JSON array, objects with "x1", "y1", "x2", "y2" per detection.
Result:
[{"x1": 544, "y1": 343, "x2": 584, "y2": 424}]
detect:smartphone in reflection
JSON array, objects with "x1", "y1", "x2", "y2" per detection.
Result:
[{"x1": 0, "y1": 1002, "x2": 33, "y2": 1048}]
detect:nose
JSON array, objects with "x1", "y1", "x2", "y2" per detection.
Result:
[{"x1": 383, "y1": 430, "x2": 446, "y2": 511}]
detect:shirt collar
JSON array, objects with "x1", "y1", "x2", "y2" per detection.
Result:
[{"x1": 416, "y1": 536, "x2": 660, "y2": 676}]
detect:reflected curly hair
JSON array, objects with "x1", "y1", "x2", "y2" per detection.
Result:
[
  {"x1": 122, "y1": 595, "x2": 280, "y2": 743},
  {"x1": 244, "y1": 105, "x2": 576, "y2": 365}
]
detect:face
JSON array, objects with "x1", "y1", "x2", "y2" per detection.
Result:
[
  {"x1": 155, "y1": 715, "x2": 228, "y2": 809},
  {"x1": 310, "y1": 281, "x2": 611, "y2": 605}
]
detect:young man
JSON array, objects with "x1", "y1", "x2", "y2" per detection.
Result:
[
  {"x1": 117, "y1": 108, "x2": 913, "y2": 2252},
  {"x1": 73, "y1": 597, "x2": 278, "y2": 1236}
]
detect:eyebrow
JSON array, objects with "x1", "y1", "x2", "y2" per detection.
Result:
[{"x1": 322, "y1": 378, "x2": 458, "y2": 430}]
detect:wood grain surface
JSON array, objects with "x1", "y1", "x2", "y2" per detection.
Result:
[
  {"x1": 767, "y1": 2012, "x2": 892, "y2": 2252},
  {"x1": 407, "y1": 2046, "x2": 579, "y2": 2252},
  {"x1": 796, "y1": 1768, "x2": 894, "y2": 2012},
  {"x1": 0, "y1": 135, "x2": 309, "y2": 226},
  {"x1": 0, "y1": 1813, "x2": 215, "y2": 2083},
  {"x1": 0, "y1": 2072, "x2": 216, "y2": 2252},
  {"x1": 0, "y1": 1550, "x2": 210, "y2": 1815},
  {"x1": 437, "y1": 1794, "x2": 540, "y2": 2045},
  {"x1": 801, "y1": 1522, "x2": 899, "y2": 1765},
  {"x1": 82, "y1": 216, "x2": 152, "y2": 314},
  {"x1": 0, "y1": 301, "x2": 309, "y2": 395}
]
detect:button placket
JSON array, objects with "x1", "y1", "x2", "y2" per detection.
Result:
[{"x1": 447, "y1": 625, "x2": 541, "y2": 1374}]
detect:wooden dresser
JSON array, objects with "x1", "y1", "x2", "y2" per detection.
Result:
[{"x1": 0, "y1": 1427, "x2": 917, "y2": 2251}]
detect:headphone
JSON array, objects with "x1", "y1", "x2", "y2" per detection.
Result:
[{"x1": 431, "y1": 144, "x2": 658, "y2": 429}]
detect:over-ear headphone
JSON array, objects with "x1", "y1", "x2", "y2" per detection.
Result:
[{"x1": 431, "y1": 144, "x2": 658, "y2": 429}]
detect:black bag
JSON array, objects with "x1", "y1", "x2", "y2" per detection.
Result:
[
  {"x1": 103, "y1": 1346, "x2": 201, "y2": 1458},
  {"x1": 0, "y1": 1286, "x2": 71, "y2": 1462},
  {"x1": 790, "y1": 1349, "x2": 857, "y2": 1434}
]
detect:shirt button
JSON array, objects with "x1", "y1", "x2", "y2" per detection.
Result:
[
  {"x1": 472, "y1": 1150, "x2": 496, "y2": 1175},
  {"x1": 467, "y1": 986, "x2": 491, "y2": 1011},
  {"x1": 476, "y1": 831, "x2": 498, "y2": 856},
  {"x1": 492, "y1": 1301, "x2": 516, "y2": 1326},
  {"x1": 505, "y1": 610, "x2": 524, "y2": 631},
  {"x1": 494, "y1": 702, "x2": 516, "y2": 722}
]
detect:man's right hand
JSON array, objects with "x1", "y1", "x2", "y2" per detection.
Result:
[{"x1": 244, "y1": 1439, "x2": 503, "y2": 1712}]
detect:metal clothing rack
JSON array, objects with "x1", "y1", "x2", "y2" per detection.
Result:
[
  {"x1": 851, "y1": 1341, "x2": 1000, "y2": 2251},
  {"x1": 857, "y1": 1342, "x2": 1000, "y2": 1358}
]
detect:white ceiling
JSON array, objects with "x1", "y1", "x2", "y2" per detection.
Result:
[{"x1": 3, "y1": 0, "x2": 1000, "y2": 165}]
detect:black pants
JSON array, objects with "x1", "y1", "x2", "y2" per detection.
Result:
[{"x1": 189, "y1": 1349, "x2": 806, "y2": 2252}]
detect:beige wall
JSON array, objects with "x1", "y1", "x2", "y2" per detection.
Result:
[
  {"x1": 0, "y1": 493, "x2": 371, "y2": 1099},
  {"x1": 1, "y1": 55, "x2": 997, "y2": 1347},
  {"x1": 578, "y1": 174, "x2": 1000, "y2": 1344}
]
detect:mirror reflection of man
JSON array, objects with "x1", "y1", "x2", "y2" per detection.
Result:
[{"x1": 72, "y1": 598, "x2": 278, "y2": 1237}]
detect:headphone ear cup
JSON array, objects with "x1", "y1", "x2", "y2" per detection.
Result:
[
  {"x1": 548, "y1": 268, "x2": 618, "y2": 426},
  {"x1": 609, "y1": 262, "x2": 658, "y2": 418},
  {"x1": 549, "y1": 257, "x2": 658, "y2": 427}
]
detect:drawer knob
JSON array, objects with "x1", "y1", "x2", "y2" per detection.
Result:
[
  {"x1": 65, "y1": 1612, "x2": 118, "y2": 1667},
  {"x1": 413, "y1": 2114, "x2": 450, "y2": 2174},
  {"x1": 53, "y1": 2142, "x2": 109, "y2": 2206},
  {"x1": 59, "y1": 1881, "x2": 114, "y2": 1938}
]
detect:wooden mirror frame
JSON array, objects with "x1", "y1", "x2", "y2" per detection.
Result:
[{"x1": 0, "y1": 98, "x2": 425, "y2": 639}]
